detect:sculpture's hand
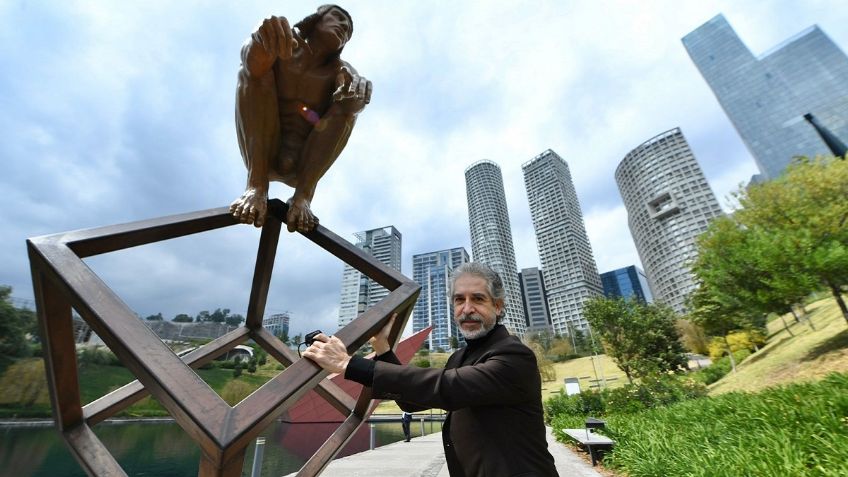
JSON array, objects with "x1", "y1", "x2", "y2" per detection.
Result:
[
  {"x1": 332, "y1": 65, "x2": 372, "y2": 114},
  {"x1": 252, "y1": 15, "x2": 298, "y2": 60},
  {"x1": 369, "y1": 314, "x2": 396, "y2": 356}
]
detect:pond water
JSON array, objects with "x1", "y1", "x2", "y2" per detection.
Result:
[{"x1": 0, "y1": 419, "x2": 443, "y2": 476}]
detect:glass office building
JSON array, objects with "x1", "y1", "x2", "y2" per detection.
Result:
[
  {"x1": 600, "y1": 265, "x2": 653, "y2": 303},
  {"x1": 412, "y1": 247, "x2": 470, "y2": 350},
  {"x1": 337, "y1": 226, "x2": 402, "y2": 328},
  {"x1": 522, "y1": 149, "x2": 603, "y2": 336},
  {"x1": 683, "y1": 14, "x2": 848, "y2": 180},
  {"x1": 465, "y1": 160, "x2": 527, "y2": 338},
  {"x1": 615, "y1": 128, "x2": 723, "y2": 314}
]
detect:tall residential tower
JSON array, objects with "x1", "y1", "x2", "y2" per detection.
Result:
[
  {"x1": 615, "y1": 128, "x2": 723, "y2": 313},
  {"x1": 522, "y1": 149, "x2": 603, "y2": 336},
  {"x1": 683, "y1": 14, "x2": 848, "y2": 180},
  {"x1": 465, "y1": 160, "x2": 526, "y2": 337},
  {"x1": 412, "y1": 247, "x2": 470, "y2": 350},
  {"x1": 337, "y1": 226, "x2": 402, "y2": 328}
]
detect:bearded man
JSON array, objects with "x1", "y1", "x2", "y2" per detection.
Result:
[{"x1": 305, "y1": 262, "x2": 558, "y2": 476}]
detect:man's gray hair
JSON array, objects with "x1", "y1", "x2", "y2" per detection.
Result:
[{"x1": 450, "y1": 262, "x2": 506, "y2": 320}]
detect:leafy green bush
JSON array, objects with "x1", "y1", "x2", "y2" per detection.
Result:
[
  {"x1": 567, "y1": 373, "x2": 848, "y2": 476},
  {"x1": 412, "y1": 357, "x2": 431, "y2": 368},
  {"x1": 77, "y1": 346, "x2": 122, "y2": 367},
  {"x1": 689, "y1": 349, "x2": 751, "y2": 385},
  {"x1": 544, "y1": 375, "x2": 706, "y2": 423}
]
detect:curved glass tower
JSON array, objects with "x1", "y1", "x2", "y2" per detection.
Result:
[
  {"x1": 615, "y1": 128, "x2": 723, "y2": 313},
  {"x1": 464, "y1": 160, "x2": 526, "y2": 337}
]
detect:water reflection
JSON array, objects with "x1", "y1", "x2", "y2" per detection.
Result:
[{"x1": 1, "y1": 419, "x2": 443, "y2": 476}]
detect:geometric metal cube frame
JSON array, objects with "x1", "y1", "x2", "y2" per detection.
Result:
[{"x1": 27, "y1": 198, "x2": 420, "y2": 476}]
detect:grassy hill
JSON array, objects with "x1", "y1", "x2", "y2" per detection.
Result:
[{"x1": 708, "y1": 297, "x2": 848, "y2": 394}]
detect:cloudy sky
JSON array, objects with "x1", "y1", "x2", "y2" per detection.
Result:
[{"x1": 2, "y1": 1, "x2": 847, "y2": 339}]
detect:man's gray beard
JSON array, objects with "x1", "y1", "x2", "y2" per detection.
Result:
[{"x1": 457, "y1": 314, "x2": 496, "y2": 340}]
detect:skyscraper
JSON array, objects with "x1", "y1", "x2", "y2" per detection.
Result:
[
  {"x1": 600, "y1": 265, "x2": 653, "y2": 303},
  {"x1": 337, "y1": 226, "x2": 402, "y2": 328},
  {"x1": 522, "y1": 149, "x2": 603, "y2": 336},
  {"x1": 412, "y1": 247, "x2": 470, "y2": 350},
  {"x1": 465, "y1": 160, "x2": 526, "y2": 337},
  {"x1": 615, "y1": 128, "x2": 723, "y2": 314},
  {"x1": 263, "y1": 312, "x2": 290, "y2": 339},
  {"x1": 683, "y1": 14, "x2": 848, "y2": 180},
  {"x1": 518, "y1": 267, "x2": 552, "y2": 333}
]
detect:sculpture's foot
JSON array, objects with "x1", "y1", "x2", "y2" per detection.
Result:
[
  {"x1": 286, "y1": 196, "x2": 318, "y2": 233},
  {"x1": 230, "y1": 188, "x2": 268, "y2": 227}
]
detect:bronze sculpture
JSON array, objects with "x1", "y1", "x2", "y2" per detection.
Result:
[{"x1": 230, "y1": 4, "x2": 371, "y2": 232}]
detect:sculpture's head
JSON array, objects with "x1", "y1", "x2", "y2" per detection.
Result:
[{"x1": 295, "y1": 4, "x2": 353, "y2": 57}]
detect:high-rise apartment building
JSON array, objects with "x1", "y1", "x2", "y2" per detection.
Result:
[
  {"x1": 615, "y1": 128, "x2": 723, "y2": 313},
  {"x1": 412, "y1": 247, "x2": 470, "y2": 351},
  {"x1": 263, "y1": 312, "x2": 290, "y2": 339},
  {"x1": 465, "y1": 160, "x2": 527, "y2": 337},
  {"x1": 337, "y1": 226, "x2": 402, "y2": 328},
  {"x1": 522, "y1": 149, "x2": 603, "y2": 336},
  {"x1": 518, "y1": 267, "x2": 551, "y2": 333},
  {"x1": 600, "y1": 266, "x2": 653, "y2": 303},
  {"x1": 683, "y1": 14, "x2": 848, "y2": 181}
]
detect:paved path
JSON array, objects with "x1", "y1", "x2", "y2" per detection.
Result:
[{"x1": 286, "y1": 427, "x2": 602, "y2": 477}]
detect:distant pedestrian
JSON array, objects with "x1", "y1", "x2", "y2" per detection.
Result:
[{"x1": 401, "y1": 411, "x2": 412, "y2": 442}]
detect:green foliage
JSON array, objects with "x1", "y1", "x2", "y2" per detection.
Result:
[
  {"x1": 544, "y1": 375, "x2": 707, "y2": 423},
  {"x1": 172, "y1": 313, "x2": 193, "y2": 323},
  {"x1": 220, "y1": 379, "x2": 256, "y2": 406},
  {"x1": 584, "y1": 297, "x2": 687, "y2": 383},
  {"x1": 77, "y1": 346, "x2": 122, "y2": 367},
  {"x1": 675, "y1": 319, "x2": 709, "y2": 355},
  {"x1": 144, "y1": 312, "x2": 164, "y2": 321},
  {"x1": 0, "y1": 286, "x2": 35, "y2": 363},
  {"x1": 692, "y1": 157, "x2": 848, "y2": 328},
  {"x1": 690, "y1": 349, "x2": 751, "y2": 385},
  {"x1": 556, "y1": 373, "x2": 848, "y2": 476},
  {"x1": 412, "y1": 357, "x2": 431, "y2": 368},
  {"x1": 247, "y1": 358, "x2": 257, "y2": 374},
  {"x1": 233, "y1": 361, "x2": 243, "y2": 378}
]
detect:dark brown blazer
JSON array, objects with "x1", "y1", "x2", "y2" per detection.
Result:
[{"x1": 371, "y1": 325, "x2": 558, "y2": 477}]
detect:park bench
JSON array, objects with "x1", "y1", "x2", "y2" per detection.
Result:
[{"x1": 562, "y1": 418, "x2": 615, "y2": 466}]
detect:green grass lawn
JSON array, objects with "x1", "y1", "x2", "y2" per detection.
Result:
[{"x1": 709, "y1": 297, "x2": 848, "y2": 395}]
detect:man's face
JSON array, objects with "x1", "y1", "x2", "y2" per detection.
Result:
[
  {"x1": 452, "y1": 274, "x2": 502, "y2": 340},
  {"x1": 316, "y1": 7, "x2": 352, "y2": 49}
]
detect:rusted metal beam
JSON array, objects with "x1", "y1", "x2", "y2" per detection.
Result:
[
  {"x1": 251, "y1": 327, "x2": 357, "y2": 416},
  {"x1": 245, "y1": 209, "x2": 283, "y2": 329},
  {"x1": 64, "y1": 424, "x2": 128, "y2": 477},
  {"x1": 27, "y1": 239, "x2": 231, "y2": 455},
  {"x1": 29, "y1": 257, "x2": 82, "y2": 432}
]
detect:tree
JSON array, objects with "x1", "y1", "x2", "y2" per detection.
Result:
[
  {"x1": 173, "y1": 313, "x2": 193, "y2": 323},
  {"x1": 209, "y1": 308, "x2": 231, "y2": 323},
  {"x1": 195, "y1": 310, "x2": 211, "y2": 322},
  {"x1": 144, "y1": 312, "x2": 164, "y2": 321},
  {"x1": 735, "y1": 157, "x2": 848, "y2": 323},
  {"x1": 225, "y1": 314, "x2": 245, "y2": 327},
  {"x1": 449, "y1": 336, "x2": 459, "y2": 350},
  {"x1": 0, "y1": 286, "x2": 33, "y2": 360},
  {"x1": 583, "y1": 296, "x2": 687, "y2": 383}
]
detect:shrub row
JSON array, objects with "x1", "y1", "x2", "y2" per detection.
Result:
[
  {"x1": 544, "y1": 375, "x2": 707, "y2": 423},
  {"x1": 551, "y1": 373, "x2": 848, "y2": 476}
]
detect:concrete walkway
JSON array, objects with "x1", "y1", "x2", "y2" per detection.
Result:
[{"x1": 288, "y1": 427, "x2": 602, "y2": 477}]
